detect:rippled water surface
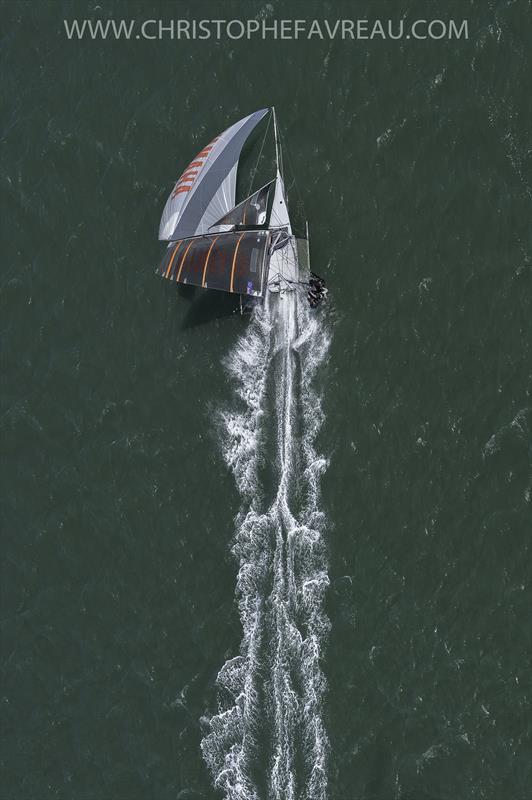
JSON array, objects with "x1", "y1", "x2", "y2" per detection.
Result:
[{"x1": 2, "y1": 1, "x2": 531, "y2": 799}]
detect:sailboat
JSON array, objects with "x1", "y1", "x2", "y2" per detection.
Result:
[{"x1": 156, "y1": 108, "x2": 322, "y2": 310}]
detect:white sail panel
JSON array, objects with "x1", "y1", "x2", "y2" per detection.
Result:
[
  {"x1": 195, "y1": 162, "x2": 238, "y2": 235},
  {"x1": 269, "y1": 171, "x2": 292, "y2": 233},
  {"x1": 159, "y1": 109, "x2": 269, "y2": 241},
  {"x1": 267, "y1": 170, "x2": 299, "y2": 291}
]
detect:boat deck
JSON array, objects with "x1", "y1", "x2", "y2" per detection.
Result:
[{"x1": 267, "y1": 233, "x2": 309, "y2": 293}]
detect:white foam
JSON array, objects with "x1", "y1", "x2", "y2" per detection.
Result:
[{"x1": 202, "y1": 293, "x2": 331, "y2": 799}]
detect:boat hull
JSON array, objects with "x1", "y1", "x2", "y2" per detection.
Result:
[{"x1": 267, "y1": 234, "x2": 304, "y2": 293}]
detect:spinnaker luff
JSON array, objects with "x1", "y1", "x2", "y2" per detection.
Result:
[{"x1": 156, "y1": 108, "x2": 327, "y2": 309}]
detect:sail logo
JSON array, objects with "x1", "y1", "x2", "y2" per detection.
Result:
[{"x1": 171, "y1": 137, "x2": 219, "y2": 196}]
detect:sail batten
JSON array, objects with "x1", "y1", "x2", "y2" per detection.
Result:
[{"x1": 159, "y1": 109, "x2": 269, "y2": 242}]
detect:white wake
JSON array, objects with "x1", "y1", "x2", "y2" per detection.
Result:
[{"x1": 201, "y1": 291, "x2": 330, "y2": 800}]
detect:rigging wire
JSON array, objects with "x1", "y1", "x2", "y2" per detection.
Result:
[
  {"x1": 247, "y1": 112, "x2": 272, "y2": 196},
  {"x1": 277, "y1": 123, "x2": 307, "y2": 221}
]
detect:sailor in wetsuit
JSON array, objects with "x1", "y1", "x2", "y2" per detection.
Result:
[{"x1": 307, "y1": 273, "x2": 327, "y2": 308}]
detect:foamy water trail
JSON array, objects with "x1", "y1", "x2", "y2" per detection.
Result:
[{"x1": 201, "y1": 291, "x2": 330, "y2": 800}]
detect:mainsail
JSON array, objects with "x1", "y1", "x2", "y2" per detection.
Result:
[
  {"x1": 157, "y1": 231, "x2": 269, "y2": 296},
  {"x1": 159, "y1": 109, "x2": 269, "y2": 241}
]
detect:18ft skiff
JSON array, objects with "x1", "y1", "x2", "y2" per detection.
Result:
[{"x1": 156, "y1": 107, "x2": 314, "y2": 308}]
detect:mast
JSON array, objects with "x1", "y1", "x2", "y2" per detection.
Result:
[
  {"x1": 268, "y1": 106, "x2": 291, "y2": 232},
  {"x1": 272, "y1": 106, "x2": 282, "y2": 178}
]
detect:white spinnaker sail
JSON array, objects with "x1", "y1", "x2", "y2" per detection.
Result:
[{"x1": 159, "y1": 108, "x2": 269, "y2": 241}]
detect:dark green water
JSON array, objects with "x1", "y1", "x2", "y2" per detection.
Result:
[{"x1": 2, "y1": 1, "x2": 531, "y2": 798}]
